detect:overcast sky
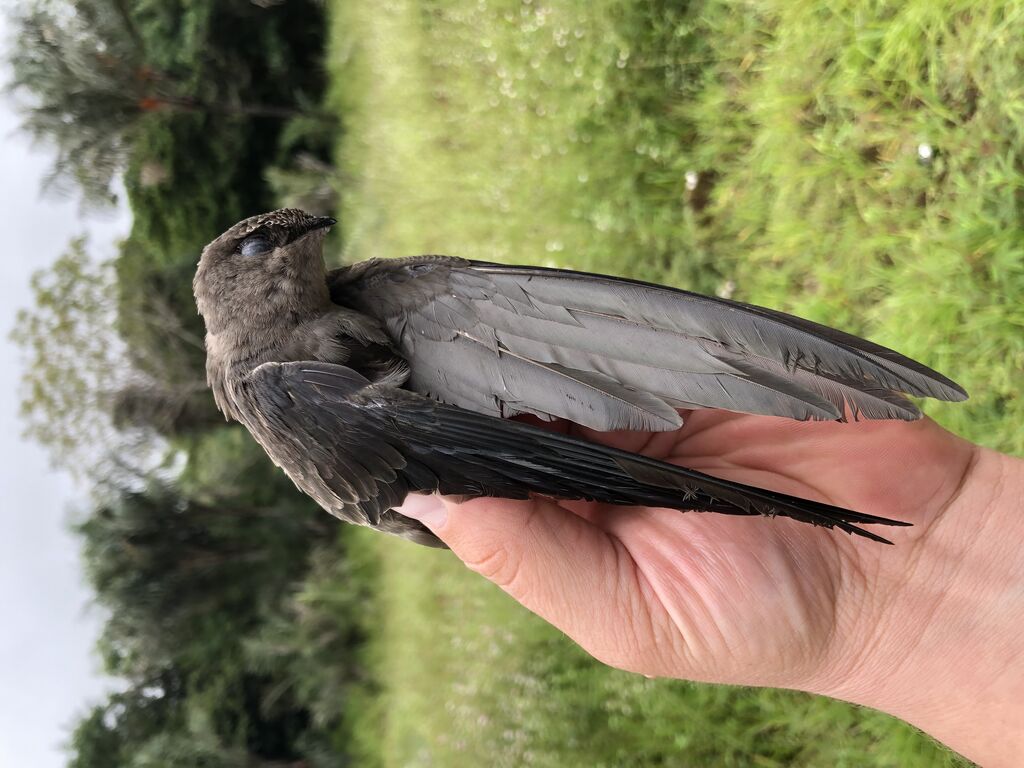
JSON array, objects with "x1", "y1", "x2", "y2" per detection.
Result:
[{"x1": 0, "y1": 12, "x2": 132, "y2": 767}]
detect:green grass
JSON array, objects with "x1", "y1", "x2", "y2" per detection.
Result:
[{"x1": 324, "y1": 0, "x2": 1024, "y2": 764}]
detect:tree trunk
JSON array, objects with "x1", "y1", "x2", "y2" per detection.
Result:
[{"x1": 152, "y1": 96, "x2": 335, "y2": 122}]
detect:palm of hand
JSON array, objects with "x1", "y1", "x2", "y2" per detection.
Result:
[{"x1": 499, "y1": 411, "x2": 978, "y2": 690}]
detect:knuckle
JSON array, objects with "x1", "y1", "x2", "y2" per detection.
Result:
[{"x1": 465, "y1": 545, "x2": 526, "y2": 594}]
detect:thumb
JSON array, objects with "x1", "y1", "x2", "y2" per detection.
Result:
[{"x1": 395, "y1": 493, "x2": 652, "y2": 671}]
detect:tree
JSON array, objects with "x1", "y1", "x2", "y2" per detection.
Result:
[
  {"x1": 10, "y1": 237, "x2": 217, "y2": 477},
  {"x1": 68, "y1": 683, "x2": 184, "y2": 768},
  {"x1": 6, "y1": 0, "x2": 331, "y2": 206},
  {"x1": 67, "y1": 680, "x2": 310, "y2": 768},
  {"x1": 72, "y1": 470, "x2": 329, "y2": 767},
  {"x1": 245, "y1": 536, "x2": 379, "y2": 759},
  {"x1": 7, "y1": 1, "x2": 148, "y2": 204},
  {"x1": 79, "y1": 470, "x2": 329, "y2": 678},
  {"x1": 11, "y1": 238, "x2": 130, "y2": 474},
  {"x1": 110, "y1": 381, "x2": 221, "y2": 437}
]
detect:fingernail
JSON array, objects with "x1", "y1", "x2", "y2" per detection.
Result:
[{"x1": 394, "y1": 494, "x2": 448, "y2": 529}]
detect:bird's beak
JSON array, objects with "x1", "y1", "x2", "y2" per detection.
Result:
[
  {"x1": 293, "y1": 216, "x2": 337, "y2": 242},
  {"x1": 310, "y1": 216, "x2": 337, "y2": 231}
]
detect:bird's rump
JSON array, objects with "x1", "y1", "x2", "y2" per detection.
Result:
[{"x1": 328, "y1": 259, "x2": 966, "y2": 431}]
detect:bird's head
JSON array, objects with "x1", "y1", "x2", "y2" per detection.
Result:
[{"x1": 194, "y1": 208, "x2": 336, "y2": 337}]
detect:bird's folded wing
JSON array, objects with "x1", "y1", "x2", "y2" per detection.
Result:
[
  {"x1": 328, "y1": 258, "x2": 966, "y2": 431},
  {"x1": 242, "y1": 361, "x2": 908, "y2": 544}
]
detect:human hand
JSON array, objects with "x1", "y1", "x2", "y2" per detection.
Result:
[{"x1": 397, "y1": 411, "x2": 1023, "y2": 766}]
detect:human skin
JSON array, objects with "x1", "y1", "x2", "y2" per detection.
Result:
[{"x1": 397, "y1": 411, "x2": 1024, "y2": 767}]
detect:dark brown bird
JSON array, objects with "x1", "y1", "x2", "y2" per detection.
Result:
[{"x1": 194, "y1": 209, "x2": 967, "y2": 546}]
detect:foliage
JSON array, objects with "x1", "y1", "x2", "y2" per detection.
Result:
[
  {"x1": 10, "y1": 238, "x2": 125, "y2": 470},
  {"x1": 326, "y1": 0, "x2": 1021, "y2": 764},
  {"x1": 68, "y1": 685, "x2": 184, "y2": 768},
  {"x1": 245, "y1": 529, "x2": 382, "y2": 766},
  {"x1": 10, "y1": 0, "x2": 334, "y2": 473},
  {"x1": 79, "y1": 477, "x2": 322, "y2": 677},
  {"x1": 20, "y1": 0, "x2": 1019, "y2": 765},
  {"x1": 110, "y1": 0, "x2": 333, "y2": 392},
  {"x1": 71, "y1": 443, "x2": 341, "y2": 766},
  {"x1": 9, "y1": 2, "x2": 358, "y2": 766},
  {"x1": 7, "y1": 0, "x2": 153, "y2": 205},
  {"x1": 266, "y1": 153, "x2": 342, "y2": 217},
  {"x1": 10, "y1": 237, "x2": 221, "y2": 477},
  {"x1": 330, "y1": 0, "x2": 1021, "y2": 456},
  {"x1": 6, "y1": 0, "x2": 331, "y2": 207},
  {"x1": 67, "y1": 675, "x2": 313, "y2": 768}
]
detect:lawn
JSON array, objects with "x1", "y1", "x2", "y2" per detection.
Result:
[{"x1": 324, "y1": 0, "x2": 1023, "y2": 764}]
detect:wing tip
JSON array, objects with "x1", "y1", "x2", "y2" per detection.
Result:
[
  {"x1": 942, "y1": 381, "x2": 970, "y2": 402},
  {"x1": 842, "y1": 525, "x2": 896, "y2": 545},
  {"x1": 870, "y1": 358, "x2": 968, "y2": 403},
  {"x1": 839, "y1": 513, "x2": 912, "y2": 544},
  {"x1": 820, "y1": 504, "x2": 912, "y2": 544}
]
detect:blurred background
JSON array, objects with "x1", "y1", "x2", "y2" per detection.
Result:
[{"x1": 3, "y1": 0, "x2": 1022, "y2": 766}]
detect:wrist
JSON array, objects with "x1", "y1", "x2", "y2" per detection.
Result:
[{"x1": 814, "y1": 446, "x2": 1024, "y2": 766}]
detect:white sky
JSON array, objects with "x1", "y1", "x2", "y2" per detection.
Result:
[{"x1": 0, "y1": 12, "x2": 131, "y2": 767}]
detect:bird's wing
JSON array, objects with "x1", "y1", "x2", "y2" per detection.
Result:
[
  {"x1": 328, "y1": 258, "x2": 966, "y2": 430},
  {"x1": 241, "y1": 361, "x2": 909, "y2": 544}
]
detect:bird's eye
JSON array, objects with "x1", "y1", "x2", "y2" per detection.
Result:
[{"x1": 239, "y1": 235, "x2": 272, "y2": 258}]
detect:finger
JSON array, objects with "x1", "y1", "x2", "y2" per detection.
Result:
[{"x1": 395, "y1": 493, "x2": 669, "y2": 673}]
